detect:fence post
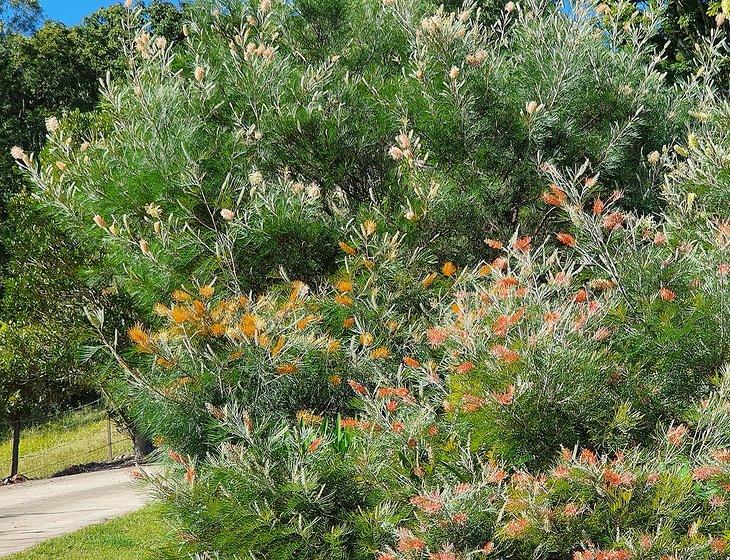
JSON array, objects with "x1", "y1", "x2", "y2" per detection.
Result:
[
  {"x1": 107, "y1": 415, "x2": 113, "y2": 462},
  {"x1": 10, "y1": 417, "x2": 21, "y2": 478}
]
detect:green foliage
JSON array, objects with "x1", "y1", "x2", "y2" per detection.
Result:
[
  {"x1": 0, "y1": 0, "x2": 188, "y2": 435},
  {"x1": 0, "y1": 322, "x2": 85, "y2": 421},
  {"x1": 0, "y1": 0, "x2": 40, "y2": 35},
  {"x1": 17, "y1": 0, "x2": 730, "y2": 558}
]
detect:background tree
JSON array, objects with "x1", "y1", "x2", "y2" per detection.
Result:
[
  {"x1": 0, "y1": 1, "x2": 188, "y2": 464},
  {"x1": 0, "y1": 0, "x2": 41, "y2": 35}
]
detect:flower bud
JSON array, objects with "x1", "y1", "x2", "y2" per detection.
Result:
[
  {"x1": 647, "y1": 150, "x2": 660, "y2": 165},
  {"x1": 45, "y1": 116, "x2": 60, "y2": 133},
  {"x1": 94, "y1": 215, "x2": 108, "y2": 229},
  {"x1": 139, "y1": 239, "x2": 151, "y2": 256}
]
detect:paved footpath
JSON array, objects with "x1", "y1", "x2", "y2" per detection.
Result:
[{"x1": 0, "y1": 467, "x2": 155, "y2": 557}]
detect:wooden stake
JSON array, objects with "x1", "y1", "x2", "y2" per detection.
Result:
[
  {"x1": 10, "y1": 417, "x2": 21, "y2": 478},
  {"x1": 107, "y1": 416, "x2": 113, "y2": 462}
]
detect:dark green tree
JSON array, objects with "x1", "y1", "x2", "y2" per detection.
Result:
[{"x1": 0, "y1": 0, "x2": 41, "y2": 35}]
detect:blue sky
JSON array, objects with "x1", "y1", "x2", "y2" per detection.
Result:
[{"x1": 41, "y1": 1, "x2": 122, "y2": 25}]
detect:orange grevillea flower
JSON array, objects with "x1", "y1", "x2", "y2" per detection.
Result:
[
  {"x1": 276, "y1": 363, "x2": 298, "y2": 375},
  {"x1": 556, "y1": 232, "x2": 577, "y2": 247},
  {"x1": 338, "y1": 241, "x2": 357, "y2": 255},
  {"x1": 396, "y1": 530, "x2": 425, "y2": 553},
  {"x1": 492, "y1": 315, "x2": 509, "y2": 337},
  {"x1": 512, "y1": 236, "x2": 532, "y2": 253},
  {"x1": 692, "y1": 465, "x2": 721, "y2": 481},
  {"x1": 296, "y1": 315, "x2": 317, "y2": 330},
  {"x1": 492, "y1": 384, "x2": 515, "y2": 405},
  {"x1": 487, "y1": 467, "x2": 508, "y2": 484},
  {"x1": 602, "y1": 211, "x2": 624, "y2": 231},
  {"x1": 422, "y1": 271, "x2": 438, "y2": 288},
  {"x1": 307, "y1": 438, "x2": 322, "y2": 453},
  {"x1": 667, "y1": 424, "x2": 688, "y2": 445},
  {"x1": 510, "y1": 307, "x2": 525, "y2": 324},
  {"x1": 602, "y1": 468, "x2": 635, "y2": 487},
  {"x1": 490, "y1": 345, "x2": 519, "y2": 364},
  {"x1": 371, "y1": 346, "x2": 391, "y2": 359},
  {"x1": 128, "y1": 323, "x2": 150, "y2": 346},
  {"x1": 542, "y1": 184, "x2": 567, "y2": 206},
  {"x1": 455, "y1": 361, "x2": 474, "y2": 374},
  {"x1": 502, "y1": 518, "x2": 529, "y2": 538},
  {"x1": 574, "y1": 551, "x2": 631, "y2": 560},
  {"x1": 552, "y1": 465, "x2": 571, "y2": 479},
  {"x1": 348, "y1": 379, "x2": 368, "y2": 395},
  {"x1": 376, "y1": 386, "x2": 410, "y2": 399},
  {"x1": 172, "y1": 289, "x2": 192, "y2": 302},
  {"x1": 592, "y1": 196, "x2": 605, "y2": 215},
  {"x1": 711, "y1": 448, "x2": 730, "y2": 463},
  {"x1": 185, "y1": 465, "x2": 196, "y2": 485},
  {"x1": 240, "y1": 314, "x2": 258, "y2": 337},
  {"x1": 340, "y1": 417, "x2": 360, "y2": 429},
  {"x1": 429, "y1": 552, "x2": 456, "y2": 560},
  {"x1": 658, "y1": 287, "x2": 676, "y2": 301},
  {"x1": 409, "y1": 492, "x2": 442, "y2": 514},
  {"x1": 462, "y1": 393, "x2": 486, "y2": 413},
  {"x1": 335, "y1": 280, "x2": 353, "y2": 293},
  {"x1": 169, "y1": 449, "x2": 185, "y2": 465},
  {"x1": 485, "y1": 238, "x2": 504, "y2": 249},
  {"x1": 574, "y1": 288, "x2": 589, "y2": 303},
  {"x1": 543, "y1": 309, "x2": 561, "y2": 324},
  {"x1": 427, "y1": 327, "x2": 449, "y2": 347},
  {"x1": 271, "y1": 336, "x2": 286, "y2": 356},
  {"x1": 579, "y1": 448, "x2": 598, "y2": 465},
  {"x1": 442, "y1": 261, "x2": 457, "y2": 277},
  {"x1": 403, "y1": 356, "x2": 421, "y2": 368}
]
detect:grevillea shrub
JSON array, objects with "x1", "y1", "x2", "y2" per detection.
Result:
[
  {"x1": 15, "y1": 0, "x2": 730, "y2": 559},
  {"x1": 20, "y1": 0, "x2": 698, "y2": 308}
]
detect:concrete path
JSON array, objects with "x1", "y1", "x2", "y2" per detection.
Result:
[{"x1": 0, "y1": 467, "x2": 155, "y2": 557}]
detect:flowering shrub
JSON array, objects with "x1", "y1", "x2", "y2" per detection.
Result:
[
  {"x1": 15, "y1": 0, "x2": 730, "y2": 558},
  {"x1": 21, "y1": 0, "x2": 696, "y2": 309}
]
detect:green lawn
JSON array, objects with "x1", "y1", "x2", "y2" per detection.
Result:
[
  {"x1": 4, "y1": 504, "x2": 168, "y2": 560},
  {"x1": 0, "y1": 407, "x2": 133, "y2": 479}
]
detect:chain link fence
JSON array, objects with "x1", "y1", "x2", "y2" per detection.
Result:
[{"x1": 1, "y1": 401, "x2": 134, "y2": 480}]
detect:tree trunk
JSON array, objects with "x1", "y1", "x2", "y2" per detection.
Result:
[
  {"x1": 132, "y1": 431, "x2": 154, "y2": 460},
  {"x1": 10, "y1": 417, "x2": 21, "y2": 478}
]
